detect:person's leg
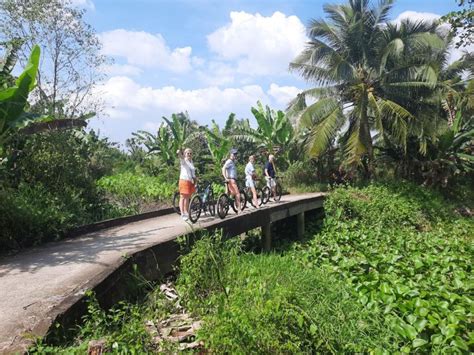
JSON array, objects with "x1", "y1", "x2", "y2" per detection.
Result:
[
  {"x1": 251, "y1": 186, "x2": 258, "y2": 208},
  {"x1": 230, "y1": 180, "x2": 240, "y2": 212},
  {"x1": 179, "y1": 194, "x2": 185, "y2": 215},
  {"x1": 183, "y1": 194, "x2": 190, "y2": 215}
]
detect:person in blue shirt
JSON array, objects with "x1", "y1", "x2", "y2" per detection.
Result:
[
  {"x1": 222, "y1": 148, "x2": 241, "y2": 213},
  {"x1": 264, "y1": 154, "x2": 277, "y2": 200}
]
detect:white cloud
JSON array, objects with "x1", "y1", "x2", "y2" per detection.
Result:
[
  {"x1": 196, "y1": 61, "x2": 236, "y2": 86},
  {"x1": 392, "y1": 11, "x2": 473, "y2": 64},
  {"x1": 100, "y1": 29, "x2": 193, "y2": 73},
  {"x1": 393, "y1": 11, "x2": 440, "y2": 25},
  {"x1": 100, "y1": 64, "x2": 143, "y2": 77},
  {"x1": 207, "y1": 11, "x2": 307, "y2": 76},
  {"x1": 96, "y1": 76, "x2": 269, "y2": 121},
  {"x1": 268, "y1": 83, "x2": 302, "y2": 107}
]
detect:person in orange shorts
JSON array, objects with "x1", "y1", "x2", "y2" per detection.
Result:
[{"x1": 177, "y1": 148, "x2": 196, "y2": 221}]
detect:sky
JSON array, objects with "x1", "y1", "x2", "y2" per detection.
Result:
[{"x1": 70, "y1": 0, "x2": 466, "y2": 146}]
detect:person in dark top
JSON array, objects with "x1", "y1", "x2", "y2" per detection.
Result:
[{"x1": 264, "y1": 154, "x2": 277, "y2": 200}]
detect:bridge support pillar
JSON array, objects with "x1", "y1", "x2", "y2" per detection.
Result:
[
  {"x1": 262, "y1": 223, "x2": 272, "y2": 252},
  {"x1": 297, "y1": 212, "x2": 305, "y2": 240}
]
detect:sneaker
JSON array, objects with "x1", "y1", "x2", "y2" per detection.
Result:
[{"x1": 182, "y1": 214, "x2": 189, "y2": 221}]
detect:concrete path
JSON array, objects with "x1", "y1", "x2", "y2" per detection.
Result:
[{"x1": 0, "y1": 193, "x2": 324, "y2": 353}]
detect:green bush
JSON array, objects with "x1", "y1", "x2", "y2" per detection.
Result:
[
  {"x1": 177, "y1": 234, "x2": 390, "y2": 353},
  {"x1": 0, "y1": 184, "x2": 125, "y2": 252},
  {"x1": 97, "y1": 173, "x2": 176, "y2": 211},
  {"x1": 299, "y1": 182, "x2": 473, "y2": 352},
  {"x1": 284, "y1": 160, "x2": 317, "y2": 187}
]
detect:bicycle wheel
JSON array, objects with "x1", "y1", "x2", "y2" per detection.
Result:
[
  {"x1": 257, "y1": 188, "x2": 265, "y2": 206},
  {"x1": 239, "y1": 191, "x2": 247, "y2": 211},
  {"x1": 208, "y1": 189, "x2": 216, "y2": 216},
  {"x1": 217, "y1": 193, "x2": 230, "y2": 219},
  {"x1": 188, "y1": 194, "x2": 202, "y2": 223},
  {"x1": 247, "y1": 188, "x2": 256, "y2": 208},
  {"x1": 231, "y1": 191, "x2": 246, "y2": 212},
  {"x1": 172, "y1": 191, "x2": 181, "y2": 215},
  {"x1": 262, "y1": 186, "x2": 271, "y2": 204},
  {"x1": 274, "y1": 183, "x2": 282, "y2": 202}
]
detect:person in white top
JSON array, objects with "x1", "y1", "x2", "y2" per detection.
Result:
[
  {"x1": 245, "y1": 155, "x2": 259, "y2": 208},
  {"x1": 177, "y1": 148, "x2": 196, "y2": 221},
  {"x1": 222, "y1": 148, "x2": 241, "y2": 213}
]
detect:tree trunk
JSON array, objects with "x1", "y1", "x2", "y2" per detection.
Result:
[{"x1": 360, "y1": 91, "x2": 374, "y2": 179}]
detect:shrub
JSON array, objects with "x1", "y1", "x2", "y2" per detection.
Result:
[
  {"x1": 299, "y1": 182, "x2": 473, "y2": 352},
  {"x1": 283, "y1": 160, "x2": 317, "y2": 187},
  {"x1": 0, "y1": 184, "x2": 124, "y2": 252},
  {"x1": 97, "y1": 173, "x2": 175, "y2": 212},
  {"x1": 177, "y1": 234, "x2": 390, "y2": 353}
]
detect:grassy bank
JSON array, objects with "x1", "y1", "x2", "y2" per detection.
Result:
[{"x1": 30, "y1": 182, "x2": 473, "y2": 353}]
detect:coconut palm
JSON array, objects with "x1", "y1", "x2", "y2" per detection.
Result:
[{"x1": 288, "y1": 0, "x2": 446, "y2": 174}]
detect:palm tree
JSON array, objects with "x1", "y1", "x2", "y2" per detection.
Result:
[{"x1": 288, "y1": 0, "x2": 446, "y2": 174}]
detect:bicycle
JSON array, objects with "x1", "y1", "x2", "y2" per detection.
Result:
[
  {"x1": 242, "y1": 179, "x2": 265, "y2": 207},
  {"x1": 172, "y1": 191, "x2": 181, "y2": 215},
  {"x1": 216, "y1": 180, "x2": 247, "y2": 219},
  {"x1": 188, "y1": 181, "x2": 216, "y2": 223},
  {"x1": 263, "y1": 176, "x2": 282, "y2": 203}
]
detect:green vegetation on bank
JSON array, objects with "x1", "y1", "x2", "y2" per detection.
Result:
[
  {"x1": 30, "y1": 182, "x2": 473, "y2": 353},
  {"x1": 297, "y1": 183, "x2": 473, "y2": 352},
  {"x1": 97, "y1": 173, "x2": 176, "y2": 213}
]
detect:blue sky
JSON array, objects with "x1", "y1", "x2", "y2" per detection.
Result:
[{"x1": 73, "y1": 0, "x2": 464, "y2": 145}]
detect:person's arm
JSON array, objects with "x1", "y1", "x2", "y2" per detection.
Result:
[
  {"x1": 222, "y1": 164, "x2": 228, "y2": 181},
  {"x1": 264, "y1": 162, "x2": 270, "y2": 178},
  {"x1": 176, "y1": 149, "x2": 183, "y2": 159}
]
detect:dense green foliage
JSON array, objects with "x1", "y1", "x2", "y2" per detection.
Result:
[
  {"x1": 177, "y1": 235, "x2": 390, "y2": 353},
  {"x1": 297, "y1": 183, "x2": 473, "y2": 352},
  {"x1": 97, "y1": 173, "x2": 176, "y2": 213},
  {"x1": 28, "y1": 182, "x2": 473, "y2": 353},
  {"x1": 0, "y1": 131, "x2": 126, "y2": 252},
  {"x1": 289, "y1": 0, "x2": 474, "y2": 182}
]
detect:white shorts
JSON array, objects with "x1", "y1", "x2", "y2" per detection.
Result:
[
  {"x1": 245, "y1": 177, "x2": 255, "y2": 188},
  {"x1": 266, "y1": 177, "x2": 276, "y2": 188}
]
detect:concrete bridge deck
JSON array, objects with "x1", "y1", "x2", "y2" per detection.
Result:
[{"x1": 0, "y1": 192, "x2": 325, "y2": 353}]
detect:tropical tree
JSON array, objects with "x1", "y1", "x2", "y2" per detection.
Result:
[
  {"x1": 288, "y1": 0, "x2": 447, "y2": 175},
  {"x1": 0, "y1": 45, "x2": 40, "y2": 151},
  {"x1": 0, "y1": 38, "x2": 23, "y2": 88},
  {"x1": 237, "y1": 101, "x2": 294, "y2": 164},
  {"x1": 441, "y1": 0, "x2": 473, "y2": 48},
  {"x1": 203, "y1": 113, "x2": 234, "y2": 166},
  {"x1": 0, "y1": 42, "x2": 88, "y2": 152},
  {"x1": 132, "y1": 112, "x2": 201, "y2": 167},
  {"x1": 0, "y1": 0, "x2": 107, "y2": 119}
]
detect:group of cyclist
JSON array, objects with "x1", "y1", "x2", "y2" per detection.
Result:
[{"x1": 177, "y1": 147, "x2": 277, "y2": 221}]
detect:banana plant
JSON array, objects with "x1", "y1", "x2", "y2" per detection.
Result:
[
  {"x1": 203, "y1": 114, "x2": 234, "y2": 166},
  {"x1": 132, "y1": 123, "x2": 176, "y2": 166},
  {"x1": 0, "y1": 44, "x2": 40, "y2": 151},
  {"x1": 0, "y1": 38, "x2": 23, "y2": 89},
  {"x1": 236, "y1": 101, "x2": 294, "y2": 163},
  {"x1": 420, "y1": 111, "x2": 474, "y2": 187},
  {"x1": 132, "y1": 112, "x2": 201, "y2": 166}
]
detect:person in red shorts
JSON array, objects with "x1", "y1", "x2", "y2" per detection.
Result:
[{"x1": 177, "y1": 148, "x2": 196, "y2": 221}]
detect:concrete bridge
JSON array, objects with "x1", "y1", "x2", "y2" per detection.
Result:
[{"x1": 0, "y1": 192, "x2": 325, "y2": 353}]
